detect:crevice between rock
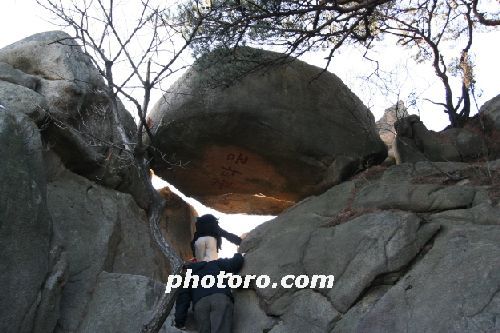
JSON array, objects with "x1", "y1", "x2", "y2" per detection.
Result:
[{"x1": 337, "y1": 223, "x2": 443, "y2": 322}]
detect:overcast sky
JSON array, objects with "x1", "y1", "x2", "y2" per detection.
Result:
[
  {"x1": 2, "y1": 0, "x2": 499, "y2": 256},
  {"x1": 2, "y1": 0, "x2": 500, "y2": 130}
]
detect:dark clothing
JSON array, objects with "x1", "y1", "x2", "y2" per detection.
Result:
[
  {"x1": 174, "y1": 253, "x2": 244, "y2": 329},
  {"x1": 174, "y1": 287, "x2": 192, "y2": 329},
  {"x1": 190, "y1": 219, "x2": 242, "y2": 257},
  {"x1": 194, "y1": 293, "x2": 233, "y2": 333},
  {"x1": 187, "y1": 255, "x2": 243, "y2": 305}
]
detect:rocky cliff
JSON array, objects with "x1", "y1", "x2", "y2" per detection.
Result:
[
  {"x1": 0, "y1": 31, "x2": 195, "y2": 333},
  {"x1": 232, "y1": 159, "x2": 500, "y2": 332},
  {"x1": 1, "y1": 31, "x2": 499, "y2": 333}
]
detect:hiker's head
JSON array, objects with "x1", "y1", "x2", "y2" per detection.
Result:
[{"x1": 196, "y1": 214, "x2": 218, "y2": 224}]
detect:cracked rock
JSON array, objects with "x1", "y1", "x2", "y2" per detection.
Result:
[
  {"x1": 338, "y1": 224, "x2": 500, "y2": 332},
  {"x1": 47, "y1": 169, "x2": 171, "y2": 332},
  {"x1": 77, "y1": 272, "x2": 165, "y2": 333},
  {"x1": 303, "y1": 211, "x2": 439, "y2": 312},
  {"x1": 0, "y1": 110, "x2": 51, "y2": 333}
]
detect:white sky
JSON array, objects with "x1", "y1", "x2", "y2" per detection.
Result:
[
  {"x1": 2, "y1": 0, "x2": 500, "y2": 256},
  {"x1": 152, "y1": 175, "x2": 273, "y2": 258},
  {"x1": 2, "y1": 0, "x2": 500, "y2": 130}
]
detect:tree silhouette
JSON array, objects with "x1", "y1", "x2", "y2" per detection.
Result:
[{"x1": 184, "y1": 0, "x2": 500, "y2": 127}]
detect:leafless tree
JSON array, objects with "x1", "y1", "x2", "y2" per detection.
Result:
[
  {"x1": 183, "y1": 0, "x2": 392, "y2": 65},
  {"x1": 377, "y1": 0, "x2": 476, "y2": 127},
  {"x1": 183, "y1": 0, "x2": 500, "y2": 127}
]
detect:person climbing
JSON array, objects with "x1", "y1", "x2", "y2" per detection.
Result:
[
  {"x1": 191, "y1": 214, "x2": 242, "y2": 262},
  {"x1": 174, "y1": 252, "x2": 244, "y2": 332}
]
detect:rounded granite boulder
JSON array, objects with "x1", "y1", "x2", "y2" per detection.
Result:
[{"x1": 148, "y1": 47, "x2": 387, "y2": 214}]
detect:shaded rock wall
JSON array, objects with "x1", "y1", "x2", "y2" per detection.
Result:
[
  {"x1": 0, "y1": 105, "x2": 174, "y2": 333},
  {"x1": 159, "y1": 187, "x2": 197, "y2": 260},
  {"x1": 46, "y1": 162, "x2": 171, "y2": 332},
  {"x1": 0, "y1": 109, "x2": 53, "y2": 333},
  {"x1": 235, "y1": 159, "x2": 500, "y2": 332},
  {"x1": 481, "y1": 93, "x2": 500, "y2": 128}
]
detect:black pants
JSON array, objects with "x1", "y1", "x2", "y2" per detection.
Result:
[{"x1": 194, "y1": 293, "x2": 233, "y2": 333}]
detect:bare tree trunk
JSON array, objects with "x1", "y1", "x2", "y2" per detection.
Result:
[
  {"x1": 134, "y1": 149, "x2": 184, "y2": 333},
  {"x1": 106, "y1": 79, "x2": 182, "y2": 332}
]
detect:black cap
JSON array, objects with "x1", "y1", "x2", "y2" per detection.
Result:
[{"x1": 196, "y1": 214, "x2": 218, "y2": 224}]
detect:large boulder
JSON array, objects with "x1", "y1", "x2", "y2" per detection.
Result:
[
  {"x1": 148, "y1": 47, "x2": 387, "y2": 215},
  {"x1": 479, "y1": 94, "x2": 500, "y2": 158},
  {"x1": 234, "y1": 159, "x2": 500, "y2": 333},
  {"x1": 0, "y1": 31, "x2": 149, "y2": 209}
]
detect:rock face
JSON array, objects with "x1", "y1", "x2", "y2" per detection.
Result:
[
  {"x1": 481, "y1": 93, "x2": 500, "y2": 129},
  {"x1": 393, "y1": 114, "x2": 496, "y2": 164},
  {"x1": 0, "y1": 109, "x2": 53, "y2": 333},
  {"x1": 47, "y1": 164, "x2": 171, "y2": 332},
  {"x1": 77, "y1": 272, "x2": 166, "y2": 333},
  {"x1": 340, "y1": 224, "x2": 500, "y2": 332},
  {"x1": 234, "y1": 159, "x2": 500, "y2": 333},
  {"x1": 376, "y1": 101, "x2": 408, "y2": 161},
  {"x1": 148, "y1": 47, "x2": 387, "y2": 215},
  {"x1": 0, "y1": 31, "x2": 193, "y2": 333},
  {"x1": 479, "y1": 93, "x2": 500, "y2": 158},
  {"x1": 0, "y1": 111, "x2": 171, "y2": 333},
  {"x1": 159, "y1": 187, "x2": 197, "y2": 260},
  {"x1": 0, "y1": 30, "x2": 149, "y2": 209}
]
